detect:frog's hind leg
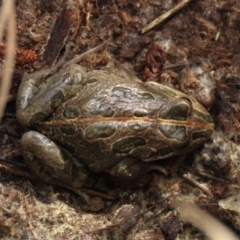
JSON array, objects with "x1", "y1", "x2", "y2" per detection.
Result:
[
  {"x1": 20, "y1": 131, "x2": 105, "y2": 211},
  {"x1": 20, "y1": 131, "x2": 88, "y2": 189},
  {"x1": 16, "y1": 64, "x2": 85, "y2": 127}
]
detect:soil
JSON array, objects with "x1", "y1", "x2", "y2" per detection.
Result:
[{"x1": 1, "y1": 0, "x2": 240, "y2": 239}]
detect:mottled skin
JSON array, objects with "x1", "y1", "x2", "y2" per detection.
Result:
[{"x1": 16, "y1": 64, "x2": 214, "y2": 204}]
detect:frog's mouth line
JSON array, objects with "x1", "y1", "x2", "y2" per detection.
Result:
[{"x1": 38, "y1": 117, "x2": 215, "y2": 130}]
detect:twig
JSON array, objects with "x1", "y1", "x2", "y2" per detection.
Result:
[
  {"x1": 0, "y1": 162, "x2": 35, "y2": 180},
  {"x1": 182, "y1": 173, "x2": 212, "y2": 196},
  {"x1": 0, "y1": 0, "x2": 16, "y2": 121},
  {"x1": 141, "y1": 0, "x2": 191, "y2": 34},
  {"x1": 63, "y1": 40, "x2": 109, "y2": 68},
  {"x1": 181, "y1": 166, "x2": 232, "y2": 184},
  {"x1": 173, "y1": 197, "x2": 239, "y2": 240}
]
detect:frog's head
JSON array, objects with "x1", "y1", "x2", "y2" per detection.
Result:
[{"x1": 145, "y1": 82, "x2": 214, "y2": 160}]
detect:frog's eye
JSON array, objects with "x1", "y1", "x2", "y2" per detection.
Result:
[{"x1": 158, "y1": 97, "x2": 192, "y2": 121}]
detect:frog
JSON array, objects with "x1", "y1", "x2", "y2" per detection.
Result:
[{"x1": 16, "y1": 63, "x2": 214, "y2": 210}]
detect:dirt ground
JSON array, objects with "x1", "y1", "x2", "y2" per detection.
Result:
[{"x1": 1, "y1": 0, "x2": 240, "y2": 239}]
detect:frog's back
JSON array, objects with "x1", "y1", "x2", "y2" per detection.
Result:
[{"x1": 37, "y1": 70, "x2": 214, "y2": 172}]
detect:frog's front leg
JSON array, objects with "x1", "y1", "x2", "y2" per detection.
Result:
[
  {"x1": 16, "y1": 65, "x2": 85, "y2": 127},
  {"x1": 109, "y1": 158, "x2": 168, "y2": 180}
]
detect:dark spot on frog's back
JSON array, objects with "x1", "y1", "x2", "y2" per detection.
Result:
[
  {"x1": 158, "y1": 103, "x2": 189, "y2": 120},
  {"x1": 113, "y1": 136, "x2": 146, "y2": 154},
  {"x1": 111, "y1": 87, "x2": 155, "y2": 103},
  {"x1": 63, "y1": 107, "x2": 80, "y2": 119},
  {"x1": 134, "y1": 110, "x2": 147, "y2": 117},
  {"x1": 60, "y1": 124, "x2": 76, "y2": 135},
  {"x1": 88, "y1": 102, "x2": 114, "y2": 117},
  {"x1": 85, "y1": 122, "x2": 116, "y2": 140},
  {"x1": 159, "y1": 124, "x2": 187, "y2": 142},
  {"x1": 51, "y1": 90, "x2": 64, "y2": 110}
]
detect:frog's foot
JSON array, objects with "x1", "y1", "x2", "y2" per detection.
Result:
[{"x1": 109, "y1": 157, "x2": 168, "y2": 181}]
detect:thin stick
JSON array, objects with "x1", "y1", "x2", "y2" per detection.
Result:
[
  {"x1": 0, "y1": 0, "x2": 12, "y2": 41},
  {"x1": 173, "y1": 197, "x2": 239, "y2": 240},
  {"x1": 0, "y1": 0, "x2": 16, "y2": 121},
  {"x1": 182, "y1": 173, "x2": 212, "y2": 196},
  {"x1": 63, "y1": 40, "x2": 109, "y2": 68},
  {"x1": 141, "y1": 0, "x2": 191, "y2": 34}
]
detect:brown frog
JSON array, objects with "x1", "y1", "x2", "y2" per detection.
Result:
[{"x1": 16, "y1": 64, "x2": 214, "y2": 210}]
